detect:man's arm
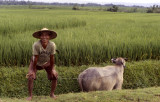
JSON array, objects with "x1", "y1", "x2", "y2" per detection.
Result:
[
  {"x1": 50, "y1": 55, "x2": 55, "y2": 70},
  {"x1": 33, "y1": 55, "x2": 38, "y2": 70}
]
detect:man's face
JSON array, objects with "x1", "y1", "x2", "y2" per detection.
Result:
[{"x1": 40, "y1": 32, "x2": 50, "y2": 43}]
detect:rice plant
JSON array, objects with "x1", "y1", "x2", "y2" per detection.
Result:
[{"x1": 0, "y1": 9, "x2": 160, "y2": 66}]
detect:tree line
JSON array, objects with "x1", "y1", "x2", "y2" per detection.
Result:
[
  {"x1": 147, "y1": 5, "x2": 160, "y2": 13},
  {"x1": 0, "y1": 0, "x2": 160, "y2": 13},
  {"x1": 0, "y1": 0, "x2": 141, "y2": 7}
]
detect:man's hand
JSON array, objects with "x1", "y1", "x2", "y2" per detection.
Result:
[
  {"x1": 31, "y1": 72, "x2": 36, "y2": 79},
  {"x1": 26, "y1": 72, "x2": 36, "y2": 79}
]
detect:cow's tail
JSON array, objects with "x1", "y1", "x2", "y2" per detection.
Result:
[{"x1": 78, "y1": 73, "x2": 84, "y2": 91}]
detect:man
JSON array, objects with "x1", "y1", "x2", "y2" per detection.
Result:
[{"x1": 26, "y1": 28, "x2": 58, "y2": 101}]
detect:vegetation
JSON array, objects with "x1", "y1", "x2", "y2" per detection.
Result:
[
  {"x1": 1, "y1": 87, "x2": 160, "y2": 102},
  {"x1": 107, "y1": 5, "x2": 119, "y2": 12},
  {"x1": 0, "y1": 5, "x2": 160, "y2": 101},
  {"x1": 0, "y1": 60, "x2": 160, "y2": 97},
  {"x1": 147, "y1": 5, "x2": 160, "y2": 13},
  {"x1": 72, "y1": 4, "x2": 80, "y2": 10},
  {"x1": 0, "y1": 5, "x2": 148, "y2": 12},
  {"x1": 0, "y1": 9, "x2": 160, "y2": 66}
]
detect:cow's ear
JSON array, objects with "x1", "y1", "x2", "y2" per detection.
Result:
[
  {"x1": 124, "y1": 58, "x2": 128, "y2": 61},
  {"x1": 111, "y1": 58, "x2": 116, "y2": 63}
]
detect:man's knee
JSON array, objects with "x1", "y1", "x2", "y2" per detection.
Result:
[{"x1": 48, "y1": 73, "x2": 58, "y2": 81}]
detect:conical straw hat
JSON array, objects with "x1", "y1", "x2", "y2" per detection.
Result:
[{"x1": 33, "y1": 28, "x2": 57, "y2": 39}]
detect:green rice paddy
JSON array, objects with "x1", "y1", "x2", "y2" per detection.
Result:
[{"x1": 0, "y1": 8, "x2": 160, "y2": 66}]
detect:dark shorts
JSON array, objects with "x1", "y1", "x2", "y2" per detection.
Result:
[{"x1": 26, "y1": 57, "x2": 58, "y2": 80}]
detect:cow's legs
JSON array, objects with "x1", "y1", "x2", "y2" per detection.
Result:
[{"x1": 114, "y1": 82, "x2": 122, "y2": 90}]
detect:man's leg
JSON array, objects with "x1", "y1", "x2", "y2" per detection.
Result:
[
  {"x1": 44, "y1": 65, "x2": 58, "y2": 99},
  {"x1": 50, "y1": 79, "x2": 57, "y2": 99},
  {"x1": 27, "y1": 76, "x2": 34, "y2": 101},
  {"x1": 26, "y1": 57, "x2": 37, "y2": 101}
]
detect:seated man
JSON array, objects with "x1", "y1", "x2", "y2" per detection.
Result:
[{"x1": 26, "y1": 28, "x2": 58, "y2": 101}]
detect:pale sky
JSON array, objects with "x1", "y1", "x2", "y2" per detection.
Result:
[{"x1": 20, "y1": 0, "x2": 160, "y2": 6}]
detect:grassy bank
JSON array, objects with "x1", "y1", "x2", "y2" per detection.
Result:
[
  {"x1": 0, "y1": 60, "x2": 160, "y2": 97},
  {"x1": 1, "y1": 87, "x2": 160, "y2": 102}
]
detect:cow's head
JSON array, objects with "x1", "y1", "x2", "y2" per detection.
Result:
[{"x1": 111, "y1": 57, "x2": 128, "y2": 68}]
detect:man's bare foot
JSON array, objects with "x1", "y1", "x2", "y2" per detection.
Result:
[
  {"x1": 50, "y1": 94, "x2": 57, "y2": 99},
  {"x1": 26, "y1": 97, "x2": 32, "y2": 101}
]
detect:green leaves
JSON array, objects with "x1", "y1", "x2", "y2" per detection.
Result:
[{"x1": 0, "y1": 60, "x2": 160, "y2": 97}]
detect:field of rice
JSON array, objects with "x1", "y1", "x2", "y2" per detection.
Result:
[{"x1": 0, "y1": 8, "x2": 160, "y2": 66}]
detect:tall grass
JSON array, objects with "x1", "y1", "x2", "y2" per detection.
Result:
[{"x1": 0, "y1": 9, "x2": 160, "y2": 66}]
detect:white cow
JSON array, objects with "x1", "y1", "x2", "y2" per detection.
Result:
[{"x1": 78, "y1": 57, "x2": 127, "y2": 92}]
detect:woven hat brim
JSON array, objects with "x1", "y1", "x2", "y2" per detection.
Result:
[{"x1": 33, "y1": 30, "x2": 57, "y2": 39}]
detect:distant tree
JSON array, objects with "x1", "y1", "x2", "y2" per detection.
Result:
[
  {"x1": 147, "y1": 5, "x2": 160, "y2": 13},
  {"x1": 72, "y1": 4, "x2": 79, "y2": 10},
  {"x1": 147, "y1": 8, "x2": 153, "y2": 13},
  {"x1": 112, "y1": 5, "x2": 118, "y2": 12},
  {"x1": 107, "y1": 5, "x2": 119, "y2": 12},
  {"x1": 133, "y1": 8, "x2": 137, "y2": 12},
  {"x1": 27, "y1": 0, "x2": 32, "y2": 9}
]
